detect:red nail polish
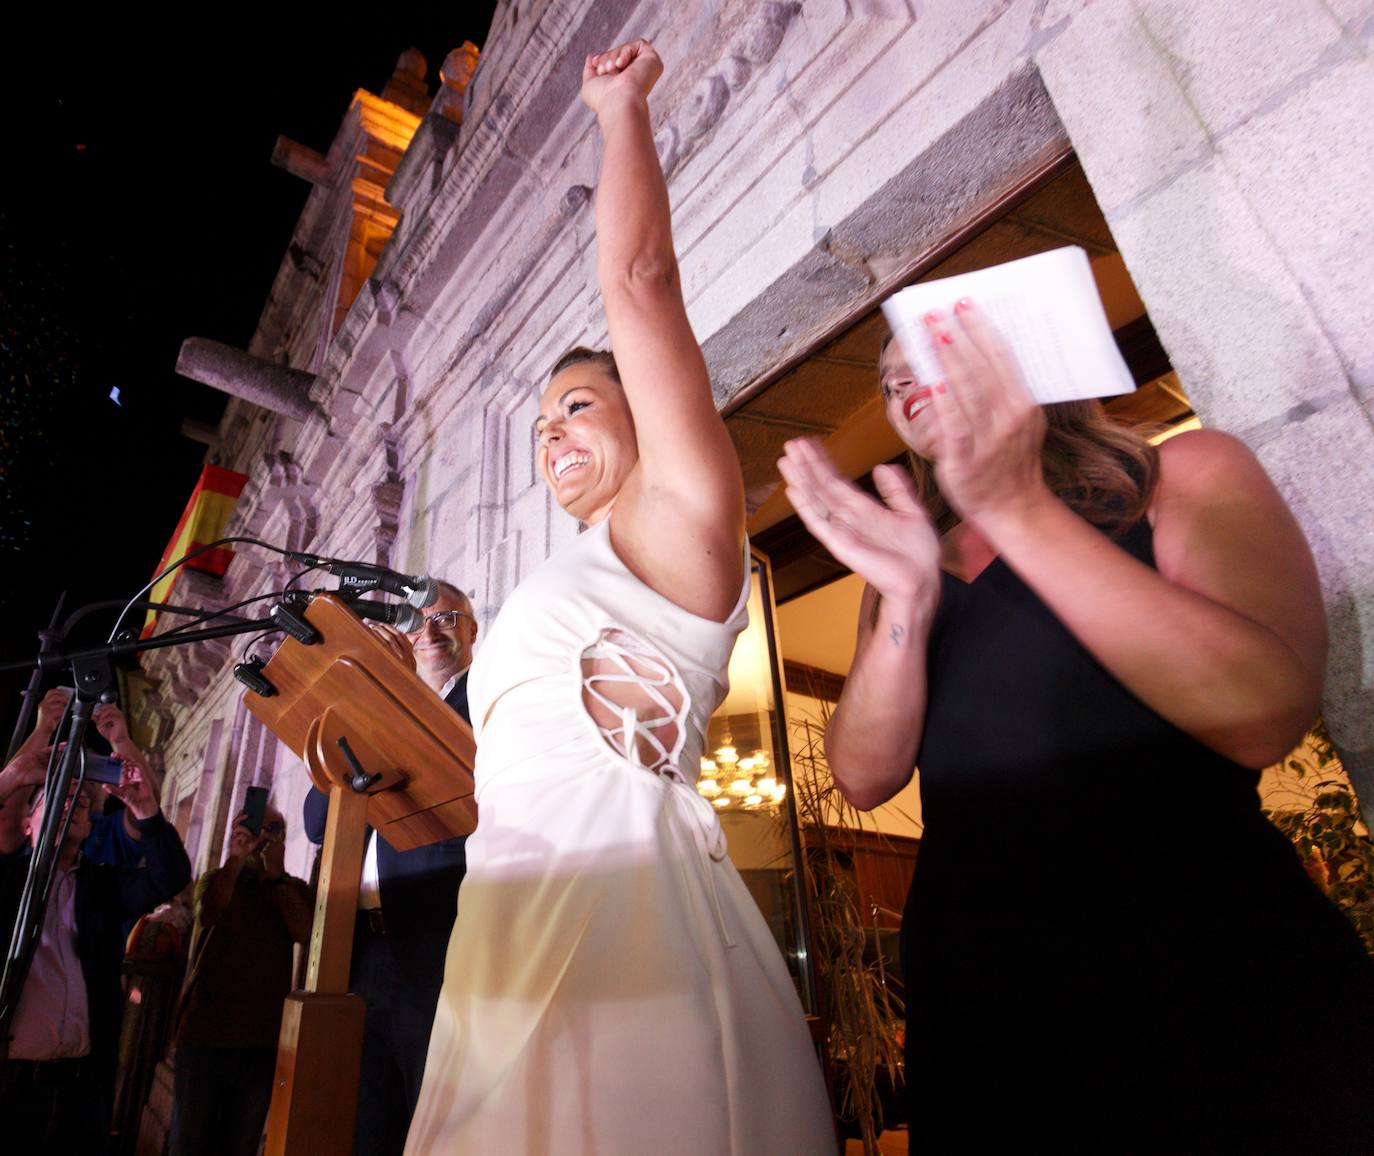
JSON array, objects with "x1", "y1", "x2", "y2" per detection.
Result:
[
  {"x1": 938, "y1": 331, "x2": 954, "y2": 345},
  {"x1": 955, "y1": 297, "x2": 973, "y2": 312},
  {"x1": 923, "y1": 310, "x2": 941, "y2": 325}
]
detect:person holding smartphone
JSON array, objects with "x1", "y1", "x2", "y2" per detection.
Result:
[
  {"x1": 777, "y1": 304, "x2": 1374, "y2": 1150},
  {"x1": 7, "y1": 688, "x2": 161, "y2": 868},
  {"x1": 0, "y1": 736, "x2": 190, "y2": 1153},
  {"x1": 169, "y1": 795, "x2": 312, "y2": 1156}
]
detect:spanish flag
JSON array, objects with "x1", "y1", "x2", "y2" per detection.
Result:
[{"x1": 140, "y1": 464, "x2": 249, "y2": 637}]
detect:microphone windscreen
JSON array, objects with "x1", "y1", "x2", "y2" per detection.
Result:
[
  {"x1": 406, "y1": 576, "x2": 440, "y2": 609},
  {"x1": 391, "y1": 604, "x2": 425, "y2": 633}
]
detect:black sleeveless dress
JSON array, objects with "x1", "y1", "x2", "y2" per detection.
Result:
[{"x1": 902, "y1": 521, "x2": 1374, "y2": 1153}]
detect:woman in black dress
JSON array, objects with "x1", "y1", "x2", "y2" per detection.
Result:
[{"x1": 778, "y1": 300, "x2": 1374, "y2": 1152}]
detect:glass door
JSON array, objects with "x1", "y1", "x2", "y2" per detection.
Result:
[{"x1": 698, "y1": 547, "x2": 817, "y2": 1014}]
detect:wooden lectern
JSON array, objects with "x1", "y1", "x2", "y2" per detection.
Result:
[{"x1": 241, "y1": 595, "x2": 477, "y2": 1156}]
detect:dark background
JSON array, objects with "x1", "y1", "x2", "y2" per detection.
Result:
[{"x1": 0, "y1": 9, "x2": 498, "y2": 745}]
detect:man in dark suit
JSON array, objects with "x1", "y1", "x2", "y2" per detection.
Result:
[{"x1": 303, "y1": 581, "x2": 477, "y2": 1156}]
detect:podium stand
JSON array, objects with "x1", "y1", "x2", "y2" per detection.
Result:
[{"x1": 241, "y1": 595, "x2": 477, "y2": 1156}]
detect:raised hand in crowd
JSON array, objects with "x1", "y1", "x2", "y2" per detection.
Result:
[
  {"x1": 33, "y1": 685, "x2": 74, "y2": 735},
  {"x1": 258, "y1": 824, "x2": 288, "y2": 881},
  {"x1": 0, "y1": 743, "x2": 54, "y2": 853},
  {"x1": 94, "y1": 701, "x2": 153, "y2": 765},
  {"x1": 226, "y1": 812, "x2": 261, "y2": 864},
  {"x1": 199, "y1": 813, "x2": 264, "y2": 927},
  {"x1": 110, "y1": 762, "x2": 160, "y2": 823}
]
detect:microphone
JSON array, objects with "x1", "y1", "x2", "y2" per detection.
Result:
[
  {"x1": 345, "y1": 599, "x2": 425, "y2": 634},
  {"x1": 289, "y1": 554, "x2": 439, "y2": 609}
]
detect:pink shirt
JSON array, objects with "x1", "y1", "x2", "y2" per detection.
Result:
[{"x1": 9, "y1": 867, "x2": 90, "y2": 1060}]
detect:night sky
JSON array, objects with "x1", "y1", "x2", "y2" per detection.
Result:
[{"x1": 0, "y1": 11, "x2": 498, "y2": 743}]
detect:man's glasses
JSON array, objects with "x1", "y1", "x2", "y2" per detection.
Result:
[{"x1": 405, "y1": 609, "x2": 471, "y2": 636}]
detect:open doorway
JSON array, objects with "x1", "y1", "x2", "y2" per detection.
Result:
[
  {"x1": 709, "y1": 156, "x2": 1200, "y2": 1153},
  {"x1": 725, "y1": 155, "x2": 1198, "y2": 899}
]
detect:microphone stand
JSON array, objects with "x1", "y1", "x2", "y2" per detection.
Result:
[
  {"x1": 0, "y1": 609, "x2": 272, "y2": 1060},
  {"x1": 3, "y1": 592, "x2": 66, "y2": 765}
]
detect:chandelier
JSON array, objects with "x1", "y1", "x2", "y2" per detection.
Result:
[{"x1": 697, "y1": 731, "x2": 786, "y2": 811}]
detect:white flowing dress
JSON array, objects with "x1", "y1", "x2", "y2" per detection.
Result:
[{"x1": 405, "y1": 518, "x2": 833, "y2": 1155}]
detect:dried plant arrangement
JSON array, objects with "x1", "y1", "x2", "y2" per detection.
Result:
[
  {"x1": 789, "y1": 708, "x2": 908, "y2": 1155},
  {"x1": 1263, "y1": 719, "x2": 1374, "y2": 956}
]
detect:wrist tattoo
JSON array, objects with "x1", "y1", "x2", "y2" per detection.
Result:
[{"x1": 889, "y1": 624, "x2": 905, "y2": 648}]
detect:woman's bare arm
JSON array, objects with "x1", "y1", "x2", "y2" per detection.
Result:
[
  {"x1": 581, "y1": 41, "x2": 744, "y2": 621},
  {"x1": 924, "y1": 301, "x2": 1325, "y2": 768},
  {"x1": 777, "y1": 442, "x2": 942, "y2": 806},
  {"x1": 976, "y1": 430, "x2": 1325, "y2": 767}
]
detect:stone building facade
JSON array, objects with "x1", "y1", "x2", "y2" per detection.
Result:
[{"x1": 140, "y1": 0, "x2": 1374, "y2": 885}]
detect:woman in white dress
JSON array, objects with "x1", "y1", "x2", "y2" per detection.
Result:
[{"x1": 404, "y1": 39, "x2": 834, "y2": 1156}]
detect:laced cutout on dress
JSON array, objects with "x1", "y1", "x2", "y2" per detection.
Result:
[
  {"x1": 579, "y1": 628, "x2": 734, "y2": 946},
  {"x1": 580, "y1": 628, "x2": 687, "y2": 774}
]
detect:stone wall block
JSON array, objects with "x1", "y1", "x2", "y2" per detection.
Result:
[
  {"x1": 670, "y1": 4, "x2": 897, "y2": 262},
  {"x1": 807, "y1": 0, "x2": 1043, "y2": 238},
  {"x1": 800, "y1": 5, "x2": 977, "y2": 183},
  {"x1": 1249, "y1": 399, "x2": 1374, "y2": 808},
  {"x1": 699, "y1": 67, "x2": 1064, "y2": 403},
  {"x1": 482, "y1": 530, "x2": 524, "y2": 616},
  {"x1": 1037, "y1": 0, "x2": 1093, "y2": 28},
  {"x1": 1325, "y1": 0, "x2": 1374, "y2": 28},
  {"x1": 694, "y1": 208, "x2": 874, "y2": 395},
  {"x1": 1107, "y1": 159, "x2": 1347, "y2": 431},
  {"x1": 1036, "y1": 0, "x2": 1212, "y2": 215},
  {"x1": 679, "y1": 139, "x2": 814, "y2": 310},
  {"x1": 424, "y1": 484, "x2": 477, "y2": 585},
  {"x1": 1137, "y1": 0, "x2": 1342, "y2": 136},
  {"x1": 1215, "y1": 56, "x2": 1374, "y2": 405}
]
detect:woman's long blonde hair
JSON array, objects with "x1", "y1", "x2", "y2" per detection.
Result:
[{"x1": 910, "y1": 400, "x2": 1160, "y2": 537}]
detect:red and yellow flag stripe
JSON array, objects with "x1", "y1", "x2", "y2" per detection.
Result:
[{"x1": 140, "y1": 464, "x2": 249, "y2": 637}]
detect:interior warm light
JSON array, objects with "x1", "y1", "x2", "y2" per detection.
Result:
[
  {"x1": 1151, "y1": 416, "x2": 1202, "y2": 444},
  {"x1": 699, "y1": 729, "x2": 785, "y2": 812}
]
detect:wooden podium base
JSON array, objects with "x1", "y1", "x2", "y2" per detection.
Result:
[
  {"x1": 242, "y1": 596, "x2": 478, "y2": 1155},
  {"x1": 265, "y1": 993, "x2": 365, "y2": 1156}
]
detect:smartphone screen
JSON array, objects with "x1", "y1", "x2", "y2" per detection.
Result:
[
  {"x1": 243, "y1": 785, "x2": 269, "y2": 835},
  {"x1": 82, "y1": 752, "x2": 124, "y2": 786}
]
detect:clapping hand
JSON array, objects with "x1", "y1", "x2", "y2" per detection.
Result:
[
  {"x1": 581, "y1": 39, "x2": 662, "y2": 115},
  {"x1": 777, "y1": 439, "x2": 941, "y2": 610},
  {"x1": 920, "y1": 300, "x2": 1048, "y2": 527}
]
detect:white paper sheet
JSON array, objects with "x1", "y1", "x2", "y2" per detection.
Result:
[{"x1": 879, "y1": 246, "x2": 1136, "y2": 405}]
